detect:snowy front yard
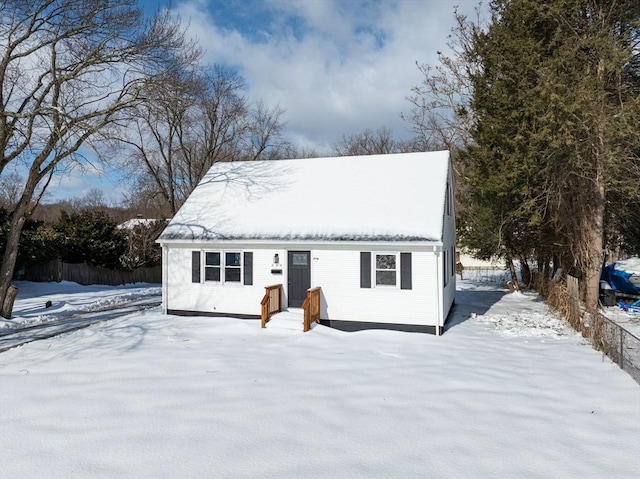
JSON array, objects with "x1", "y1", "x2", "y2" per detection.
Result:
[{"x1": 0, "y1": 281, "x2": 638, "y2": 478}]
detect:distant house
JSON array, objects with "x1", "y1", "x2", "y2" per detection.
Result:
[
  {"x1": 117, "y1": 218, "x2": 164, "y2": 230},
  {"x1": 457, "y1": 250, "x2": 505, "y2": 270},
  {"x1": 157, "y1": 151, "x2": 456, "y2": 334}
]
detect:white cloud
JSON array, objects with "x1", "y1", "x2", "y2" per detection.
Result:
[
  {"x1": 47, "y1": 156, "x2": 126, "y2": 205},
  {"x1": 27, "y1": 0, "x2": 481, "y2": 205},
  {"x1": 172, "y1": 0, "x2": 479, "y2": 153}
]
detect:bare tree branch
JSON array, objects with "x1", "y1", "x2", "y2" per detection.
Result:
[{"x1": 0, "y1": 0, "x2": 200, "y2": 317}]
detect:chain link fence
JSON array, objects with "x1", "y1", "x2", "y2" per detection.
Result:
[
  {"x1": 565, "y1": 275, "x2": 640, "y2": 384},
  {"x1": 588, "y1": 310, "x2": 640, "y2": 384}
]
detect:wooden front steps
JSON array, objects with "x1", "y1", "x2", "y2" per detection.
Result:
[{"x1": 261, "y1": 285, "x2": 321, "y2": 332}]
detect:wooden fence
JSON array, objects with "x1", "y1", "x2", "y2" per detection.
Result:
[{"x1": 21, "y1": 261, "x2": 161, "y2": 286}]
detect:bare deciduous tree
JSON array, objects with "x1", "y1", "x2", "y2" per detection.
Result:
[
  {"x1": 119, "y1": 219, "x2": 165, "y2": 270},
  {"x1": 72, "y1": 188, "x2": 108, "y2": 211},
  {"x1": 120, "y1": 65, "x2": 291, "y2": 215},
  {"x1": 0, "y1": 171, "x2": 22, "y2": 209},
  {"x1": 401, "y1": 8, "x2": 482, "y2": 153},
  {"x1": 332, "y1": 126, "x2": 416, "y2": 156},
  {"x1": 0, "y1": 0, "x2": 199, "y2": 317}
]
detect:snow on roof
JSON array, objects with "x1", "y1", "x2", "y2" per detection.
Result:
[
  {"x1": 117, "y1": 218, "x2": 162, "y2": 229},
  {"x1": 159, "y1": 151, "x2": 451, "y2": 243}
]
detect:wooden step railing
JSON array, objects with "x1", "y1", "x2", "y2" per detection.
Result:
[
  {"x1": 261, "y1": 284, "x2": 282, "y2": 328},
  {"x1": 302, "y1": 286, "x2": 321, "y2": 332}
]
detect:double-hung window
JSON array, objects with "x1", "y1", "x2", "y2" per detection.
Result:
[
  {"x1": 375, "y1": 253, "x2": 397, "y2": 286},
  {"x1": 360, "y1": 252, "x2": 411, "y2": 290},
  {"x1": 194, "y1": 250, "x2": 253, "y2": 285},
  {"x1": 205, "y1": 252, "x2": 221, "y2": 281},
  {"x1": 203, "y1": 251, "x2": 241, "y2": 283},
  {"x1": 224, "y1": 252, "x2": 241, "y2": 282}
]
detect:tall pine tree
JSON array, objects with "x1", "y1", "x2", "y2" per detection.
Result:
[{"x1": 457, "y1": 0, "x2": 640, "y2": 308}]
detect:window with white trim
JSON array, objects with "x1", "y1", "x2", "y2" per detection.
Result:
[
  {"x1": 205, "y1": 252, "x2": 221, "y2": 281},
  {"x1": 224, "y1": 252, "x2": 241, "y2": 282},
  {"x1": 375, "y1": 253, "x2": 397, "y2": 286},
  {"x1": 360, "y1": 252, "x2": 411, "y2": 290},
  {"x1": 202, "y1": 250, "x2": 242, "y2": 283}
]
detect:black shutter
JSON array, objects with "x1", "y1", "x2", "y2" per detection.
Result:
[
  {"x1": 400, "y1": 252, "x2": 412, "y2": 290},
  {"x1": 192, "y1": 251, "x2": 201, "y2": 283},
  {"x1": 360, "y1": 252, "x2": 371, "y2": 288},
  {"x1": 243, "y1": 252, "x2": 253, "y2": 285}
]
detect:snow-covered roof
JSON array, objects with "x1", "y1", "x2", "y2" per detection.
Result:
[
  {"x1": 117, "y1": 218, "x2": 162, "y2": 230},
  {"x1": 159, "y1": 151, "x2": 451, "y2": 243}
]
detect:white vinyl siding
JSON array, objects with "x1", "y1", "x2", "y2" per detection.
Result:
[
  {"x1": 313, "y1": 248, "x2": 440, "y2": 326},
  {"x1": 442, "y1": 164, "x2": 456, "y2": 318},
  {"x1": 167, "y1": 246, "x2": 283, "y2": 316},
  {"x1": 165, "y1": 245, "x2": 444, "y2": 326}
]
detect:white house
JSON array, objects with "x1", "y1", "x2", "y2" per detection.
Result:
[{"x1": 157, "y1": 151, "x2": 456, "y2": 334}]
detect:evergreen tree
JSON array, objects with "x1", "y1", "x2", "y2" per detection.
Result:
[
  {"x1": 0, "y1": 209, "x2": 58, "y2": 272},
  {"x1": 449, "y1": 0, "x2": 640, "y2": 307},
  {"x1": 55, "y1": 211, "x2": 126, "y2": 270}
]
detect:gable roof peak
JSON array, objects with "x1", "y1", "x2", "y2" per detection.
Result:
[{"x1": 160, "y1": 150, "x2": 451, "y2": 243}]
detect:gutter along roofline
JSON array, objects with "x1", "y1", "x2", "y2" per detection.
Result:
[{"x1": 157, "y1": 238, "x2": 445, "y2": 252}]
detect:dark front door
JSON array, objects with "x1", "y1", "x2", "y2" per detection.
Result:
[{"x1": 288, "y1": 251, "x2": 311, "y2": 308}]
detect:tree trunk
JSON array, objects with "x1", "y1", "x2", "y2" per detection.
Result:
[
  {"x1": 552, "y1": 254, "x2": 560, "y2": 277},
  {"x1": 519, "y1": 255, "x2": 531, "y2": 287},
  {"x1": 584, "y1": 177, "x2": 605, "y2": 311},
  {"x1": 543, "y1": 259, "x2": 551, "y2": 279},
  {"x1": 0, "y1": 285, "x2": 19, "y2": 319},
  {"x1": 0, "y1": 180, "x2": 35, "y2": 318},
  {"x1": 506, "y1": 252, "x2": 520, "y2": 292},
  {"x1": 0, "y1": 209, "x2": 27, "y2": 318}
]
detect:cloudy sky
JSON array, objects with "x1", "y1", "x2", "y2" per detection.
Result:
[
  {"x1": 163, "y1": 0, "x2": 480, "y2": 151},
  {"x1": 51, "y1": 0, "x2": 480, "y2": 203}
]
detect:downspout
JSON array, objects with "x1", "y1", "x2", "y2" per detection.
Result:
[
  {"x1": 161, "y1": 244, "x2": 168, "y2": 315},
  {"x1": 435, "y1": 247, "x2": 442, "y2": 336}
]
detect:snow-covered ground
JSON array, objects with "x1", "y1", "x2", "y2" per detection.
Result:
[
  {"x1": 0, "y1": 280, "x2": 638, "y2": 478},
  {"x1": 601, "y1": 304, "x2": 640, "y2": 340},
  {"x1": 0, "y1": 281, "x2": 161, "y2": 331}
]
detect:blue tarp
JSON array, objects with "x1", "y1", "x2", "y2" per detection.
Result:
[
  {"x1": 601, "y1": 263, "x2": 640, "y2": 295},
  {"x1": 619, "y1": 301, "x2": 640, "y2": 312}
]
